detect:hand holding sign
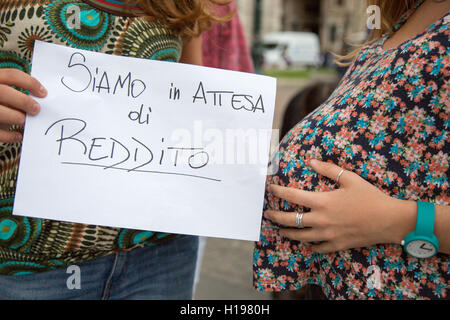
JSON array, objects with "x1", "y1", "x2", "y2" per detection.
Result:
[
  {"x1": 0, "y1": 68, "x2": 47, "y2": 142},
  {"x1": 13, "y1": 41, "x2": 277, "y2": 241}
]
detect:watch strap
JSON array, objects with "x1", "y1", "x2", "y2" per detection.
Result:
[{"x1": 414, "y1": 201, "x2": 435, "y2": 237}]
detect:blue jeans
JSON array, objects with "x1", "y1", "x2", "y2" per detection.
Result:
[{"x1": 0, "y1": 235, "x2": 199, "y2": 300}]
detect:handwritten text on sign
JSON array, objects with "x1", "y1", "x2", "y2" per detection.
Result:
[{"x1": 13, "y1": 41, "x2": 276, "y2": 241}]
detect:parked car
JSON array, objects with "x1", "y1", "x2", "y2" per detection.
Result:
[{"x1": 262, "y1": 31, "x2": 321, "y2": 69}]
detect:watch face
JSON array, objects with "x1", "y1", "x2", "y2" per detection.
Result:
[{"x1": 406, "y1": 240, "x2": 437, "y2": 258}]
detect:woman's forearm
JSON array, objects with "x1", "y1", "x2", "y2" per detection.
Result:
[{"x1": 387, "y1": 198, "x2": 450, "y2": 254}]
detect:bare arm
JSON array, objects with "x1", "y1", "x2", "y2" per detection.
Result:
[{"x1": 390, "y1": 199, "x2": 450, "y2": 254}]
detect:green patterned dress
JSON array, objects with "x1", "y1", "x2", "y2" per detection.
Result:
[{"x1": 0, "y1": 0, "x2": 183, "y2": 275}]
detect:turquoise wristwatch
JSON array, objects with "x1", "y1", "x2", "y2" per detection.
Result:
[{"x1": 401, "y1": 201, "x2": 439, "y2": 259}]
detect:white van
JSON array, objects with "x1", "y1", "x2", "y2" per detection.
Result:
[{"x1": 262, "y1": 31, "x2": 321, "y2": 69}]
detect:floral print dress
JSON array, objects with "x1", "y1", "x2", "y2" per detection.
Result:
[{"x1": 253, "y1": 4, "x2": 449, "y2": 299}]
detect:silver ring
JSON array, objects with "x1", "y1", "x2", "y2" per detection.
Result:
[
  {"x1": 295, "y1": 212, "x2": 304, "y2": 229},
  {"x1": 336, "y1": 168, "x2": 345, "y2": 185}
]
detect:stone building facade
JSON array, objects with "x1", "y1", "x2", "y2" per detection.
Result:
[{"x1": 235, "y1": 0, "x2": 367, "y2": 55}]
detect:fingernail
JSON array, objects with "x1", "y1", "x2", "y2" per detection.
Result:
[
  {"x1": 40, "y1": 86, "x2": 47, "y2": 96},
  {"x1": 310, "y1": 159, "x2": 319, "y2": 166},
  {"x1": 263, "y1": 211, "x2": 270, "y2": 219},
  {"x1": 32, "y1": 103, "x2": 40, "y2": 114},
  {"x1": 14, "y1": 132, "x2": 22, "y2": 141}
]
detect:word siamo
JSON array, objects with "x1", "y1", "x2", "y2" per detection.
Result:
[
  {"x1": 192, "y1": 81, "x2": 265, "y2": 113},
  {"x1": 60, "y1": 52, "x2": 146, "y2": 98},
  {"x1": 44, "y1": 118, "x2": 210, "y2": 172}
]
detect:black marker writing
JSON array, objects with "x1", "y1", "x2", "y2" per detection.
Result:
[
  {"x1": 89, "y1": 137, "x2": 108, "y2": 161},
  {"x1": 106, "y1": 137, "x2": 130, "y2": 170},
  {"x1": 188, "y1": 151, "x2": 209, "y2": 169},
  {"x1": 128, "y1": 137, "x2": 153, "y2": 172},
  {"x1": 45, "y1": 118, "x2": 88, "y2": 156},
  {"x1": 44, "y1": 118, "x2": 217, "y2": 181},
  {"x1": 61, "y1": 52, "x2": 147, "y2": 98},
  {"x1": 192, "y1": 81, "x2": 265, "y2": 113},
  {"x1": 169, "y1": 83, "x2": 180, "y2": 100},
  {"x1": 128, "y1": 104, "x2": 152, "y2": 125},
  {"x1": 193, "y1": 81, "x2": 207, "y2": 104},
  {"x1": 61, "y1": 53, "x2": 92, "y2": 93}
]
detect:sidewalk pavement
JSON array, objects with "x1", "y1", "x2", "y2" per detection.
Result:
[{"x1": 194, "y1": 237, "x2": 272, "y2": 300}]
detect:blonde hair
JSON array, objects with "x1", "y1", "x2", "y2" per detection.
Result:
[
  {"x1": 127, "y1": 0, "x2": 232, "y2": 38},
  {"x1": 335, "y1": 0, "x2": 417, "y2": 66}
]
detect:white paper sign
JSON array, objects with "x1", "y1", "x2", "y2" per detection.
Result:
[{"x1": 13, "y1": 41, "x2": 276, "y2": 241}]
